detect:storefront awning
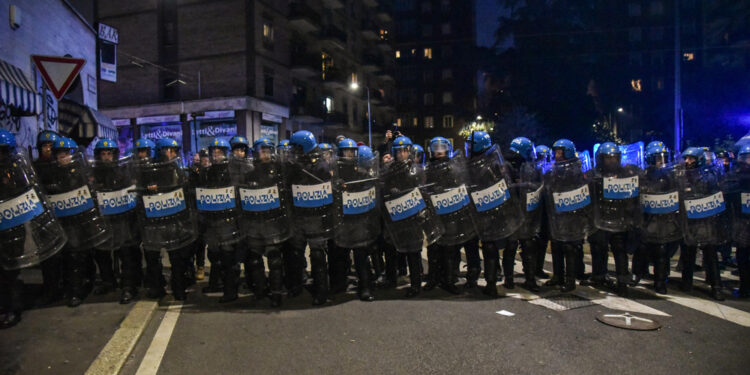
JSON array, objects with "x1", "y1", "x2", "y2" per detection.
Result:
[
  {"x1": 0, "y1": 58, "x2": 40, "y2": 115},
  {"x1": 58, "y1": 99, "x2": 118, "y2": 140}
]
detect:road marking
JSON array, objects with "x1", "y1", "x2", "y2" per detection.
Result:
[
  {"x1": 84, "y1": 300, "x2": 158, "y2": 375},
  {"x1": 135, "y1": 303, "x2": 183, "y2": 375}
]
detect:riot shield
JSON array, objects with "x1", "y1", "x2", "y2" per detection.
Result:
[
  {"x1": 136, "y1": 157, "x2": 197, "y2": 251},
  {"x1": 722, "y1": 165, "x2": 750, "y2": 247},
  {"x1": 333, "y1": 152, "x2": 381, "y2": 249},
  {"x1": 41, "y1": 151, "x2": 111, "y2": 251},
  {"x1": 92, "y1": 157, "x2": 139, "y2": 251},
  {"x1": 423, "y1": 155, "x2": 476, "y2": 246},
  {"x1": 194, "y1": 159, "x2": 243, "y2": 247},
  {"x1": 639, "y1": 164, "x2": 682, "y2": 244},
  {"x1": 288, "y1": 150, "x2": 335, "y2": 242},
  {"x1": 380, "y1": 160, "x2": 444, "y2": 252},
  {"x1": 232, "y1": 155, "x2": 291, "y2": 250},
  {"x1": 514, "y1": 160, "x2": 545, "y2": 240},
  {"x1": 592, "y1": 162, "x2": 642, "y2": 233},
  {"x1": 544, "y1": 158, "x2": 594, "y2": 242},
  {"x1": 578, "y1": 150, "x2": 593, "y2": 172},
  {"x1": 0, "y1": 149, "x2": 67, "y2": 270},
  {"x1": 465, "y1": 145, "x2": 522, "y2": 242},
  {"x1": 678, "y1": 166, "x2": 731, "y2": 247}
]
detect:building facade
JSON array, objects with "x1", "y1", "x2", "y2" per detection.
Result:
[
  {"x1": 392, "y1": 0, "x2": 477, "y2": 150},
  {"x1": 96, "y1": 0, "x2": 395, "y2": 152}
]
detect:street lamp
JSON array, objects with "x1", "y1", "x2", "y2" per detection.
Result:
[
  {"x1": 617, "y1": 107, "x2": 624, "y2": 113},
  {"x1": 350, "y1": 82, "x2": 372, "y2": 147}
]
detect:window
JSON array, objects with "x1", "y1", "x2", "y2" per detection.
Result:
[
  {"x1": 649, "y1": 27, "x2": 663, "y2": 41},
  {"x1": 628, "y1": 28, "x2": 642, "y2": 42},
  {"x1": 424, "y1": 93, "x2": 434, "y2": 105},
  {"x1": 423, "y1": 70, "x2": 432, "y2": 83},
  {"x1": 656, "y1": 78, "x2": 664, "y2": 90},
  {"x1": 424, "y1": 48, "x2": 433, "y2": 59},
  {"x1": 411, "y1": 48, "x2": 417, "y2": 55},
  {"x1": 351, "y1": 72, "x2": 358, "y2": 85},
  {"x1": 425, "y1": 116, "x2": 434, "y2": 128},
  {"x1": 651, "y1": 52, "x2": 664, "y2": 65},
  {"x1": 321, "y1": 52, "x2": 333, "y2": 79},
  {"x1": 442, "y1": 92, "x2": 453, "y2": 104},
  {"x1": 683, "y1": 52, "x2": 695, "y2": 61},
  {"x1": 441, "y1": 68, "x2": 452, "y2": 79},
  {"x1": 442, "y1": 115, "x2": 454, "y2": 128},
  {"x1": 421, "y1": 1, "x2": 432, "y2": 13},
  {"x1": 324, "y1": 96, "x2": 333, "y2": 113},
  {"x1": 629, "y1": 52, "x2": 643, "y2": 66},
  {"x1": 422, "y1": 24, "x2": 432, "y2": 37},
  {"x1": 263, "y1": 21, "x2": 274, "y2": 49},
  {"x1": 395, "y1": 50, "x2": 401, "y2": 59},
  {"x1": 441, "y1": 23, "x2": 451, "y2": 35},
  {"x1": 630, "y1": 79, "x2": 642, "y2": 92},
  {"x1": 441, "y1": 46, "x2": 453, "y2": 58},
  {"x1": 649, "y1": 1, "x2": 664, "y2": 16},
  {"x1": 396, "y1": 118, "x2": 402, "y2": 127},
  {"x1": 412, "y1": 117, "x2": 418, "y2": 127},
  {"x1": 628, "y1": 3, "x2": 641, "y2": 17},
  {"x1": 264, "y1": 68, "x2": 274, "y2": 97}
]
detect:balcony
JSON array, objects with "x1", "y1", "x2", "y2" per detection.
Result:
[
  {"x1": 377, "y1": 39, "x2": 393, "y2": 52},
  {"x1": 321, "y1": 26, "x2": 347, "y2": 50},
  {"x1": 322, "y1": 67, "x2": 347, "y2": 89},
  {"x1": 375, "y1": 3, "x2": 393, "y2": 23},
  {"x1": 288, "y1": 2, "x2": 321, "y2": 33},
  {"x1": 376, "y1": 70, "x2": 394, "y2": 82},
  {"x1": 362, "y1": 53, "x2": 383, "y2": 72},
  {"x1": 360, "y1": 19, "x2": 378, "y2": 41},
  {"x1": 290, "y1": 50, "x2": 321, "y2": 78},
  {"x1": 291, "y1": 96, "x2": 326, "y2": 122},
  {"x1": 321, "y1": 0, "x2": 344, "y2": 10}
]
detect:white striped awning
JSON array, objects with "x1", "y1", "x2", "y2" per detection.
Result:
[
  {"x1": 58, "y1": 99, "x2": 118, "y2": 140},
  {"x1": 0, "y1": 58, "x2": 40, "y2": 115}
]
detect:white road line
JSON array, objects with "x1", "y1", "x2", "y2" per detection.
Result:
[
  {"x1": 85, "y1": 301, "x2": 158, "y2": 375},
  {"x1": 135, "y1": 303, "x2": 183, "y2": 375}
]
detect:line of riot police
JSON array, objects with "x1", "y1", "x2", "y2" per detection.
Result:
[{"x1": 2, "y1": 126, "x2": 749, "y2": 329}]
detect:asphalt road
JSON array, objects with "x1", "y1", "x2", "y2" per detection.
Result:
[{"x1": 3, "y1": 250, "x2": 750, "y2": 375}]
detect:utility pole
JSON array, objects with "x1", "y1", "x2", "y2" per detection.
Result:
[{"x1": 674, "y1": 0, "x2": 683, "y2": 153}]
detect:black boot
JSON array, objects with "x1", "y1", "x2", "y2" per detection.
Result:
[
  {"x1": 704, "y1": 247, "x2": 724, "y2": 301},
  {"x1": 39, "y1": 254, "x2": 64, "y2": 305},
  {"x1": 354, "y1": 248, "x2": 374, "y2": 302},
  {"x1": 203, "y1": 251, "x2": 224, "y2": 293},
  {"x1": 521, "y1": 242, "x2": 540, "y2": 292},
  {"x1": 465, "y1": 267, "x2": 480, "y2": 289},
  {"x1": 737, "y1": 247, "x2": 750, "y2": 298},
  {"x1": 561, "y1": 243, "x2": 577, "y2": 293},
  {"x1": 65, "y1": 251, "x2": 88, "y2": 307},
  {"x1": 247, "y1": 252, "x2": 268, "y2": 300},
  {"x1": 440, "y1": 247, "x2": 460, "y2": 294},
  {"x1": 144, "y1": 251, "x2": 166, "y2": 299},
  {"x1": 310, "y1": 244, "x2": 329, "y2": 305},
  {"x1": 423, "y1": 246, "x2": 440, "y2": 291},
  {"x1": 0, "y1": 270, "x2": 23, "y2": 329},
  {"x1": 613, "y1": 240, "x2": 630, "y2": 297},
  {"x1": 680, "y1": 246, "x2": 696, "y2": 292},
  {"x1": 503, "y1": 241, "x2": 518, "y2": 289},
  {"x1": 482, "y1": 256, "x2": 499, "y2": 298},
  {"x1": 267, "y1": 249, "x2": 284, "y2": 307},
  {"x1": 329, "y1": 245, "x2": 350, "y2": 294},
  {"x1": 167, "y1": 248, "x2": 189, "y2": 301},
  {"x1": 219, "y1": 250, "x2": 240, "y2": 303},
  {"x1": 405, "y1": 252, "x2": 422, "y2": 298},
  {"x1": 653, "y1": 244, "x2": 669, "y2": 294}
]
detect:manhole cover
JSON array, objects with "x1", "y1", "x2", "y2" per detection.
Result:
[
  {"x1": 596, "y1": 313, "x2": 661, "y2": 331},
  {"x1": 541, "y1": 293, "x2": 596, "y2": 310}
]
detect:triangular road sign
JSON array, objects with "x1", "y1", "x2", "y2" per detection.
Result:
[{"x1": 31, "y1": 55, "x2": 86, "y2": 100}]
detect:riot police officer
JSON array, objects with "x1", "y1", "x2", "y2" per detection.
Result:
[
  {"x1": 728, "y1": 145, "x2": 750, "y2": 297},
  {"x1": 92, "y1": 138, "x2": 142, "y2": 303},
  {"x1": 332, "y1": 139, "x2": 380, "y2": 301},
  {"x1": 43, "y1": 137, "x2": 111, "y2": 306},
  {"x1": 504, "y1": 137, "x2": 545, "y2": 292},
  {"x1": 534, "y1": 144, "x2": 552, "y2": 279},
  {"x1": 587, "y1": 142, "x2": 642, "y2": 296},
  {"x1": 544, "y1": 139, "x2": 593, "y2": 292},
  {"x1": 288, "y1": 131, "x2": 335, "y2": 305},
  {"x1": 637, "y1": 141, "x2": 682, "y2": 294},
  {"x1": 1, "y1": 129, "x2": 66, "y2": 327},
  {"x1": 136, "y1": 138, "x2": 197, "y2": 300},
  {"x1": 423, "y1": 137, "x2": 474, "y2": 295},
  {"x1": 380, "y1": 136, "x2": 444, "y2": 298},
  {"x1": 678, "y1": 147, "x2": 730, "y2": 300}
]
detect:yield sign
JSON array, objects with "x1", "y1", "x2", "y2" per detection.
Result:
[{"x1": 31, "y1": 55, "x2": 86, "y2": 100}]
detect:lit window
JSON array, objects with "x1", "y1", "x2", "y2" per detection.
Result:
[
  {"x1": 425, "y1": 116, "x2": 434, "y2": 128},
  {"x1": 683, "y1": 52, "x2": 695, "y2": 61},
  {"x1": 396, "y1": 118, "x2": 402, "y2": 127},
  {"x1": 351, "y1": 72, "x2": 358, "y2": 85},
  {"x1": 630, "y1": 79, "x2": 642, "y2": 92},
  {"x1": 424, "y1": 48, "x2": 432, "y2": 59},
  {"x1": 443, "y1": 115, "x2": 454, "y2": 128},
  {"x1": 263, "y1": 23, "x2": 274, "y2": 41},
  {"x1": 442, "y1": 92, "x2": 453, "y2": 104},
  {"x1": 411, "y1": 49, "x2": 416, "y2": 55},
  {"x1": 413, "y1": 117, "x2": 418, "y2": 127},
  {"x1": 395, "y1": 50, "x2": 401, "y2": 59},
  {"x1": 656, "y1": 79, "x2": 664, "y2": 90},
  {"x1": 324, "y1": 96, "x2": 333, "y2": 113}
]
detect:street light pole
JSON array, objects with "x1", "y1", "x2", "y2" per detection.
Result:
[{"x1": 366, "y1": 86, "x2": 372, "y2": 148}]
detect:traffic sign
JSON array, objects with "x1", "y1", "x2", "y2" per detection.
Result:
[{"x1": 31, "y1": 55, "x2": 86, "y2": 100}]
